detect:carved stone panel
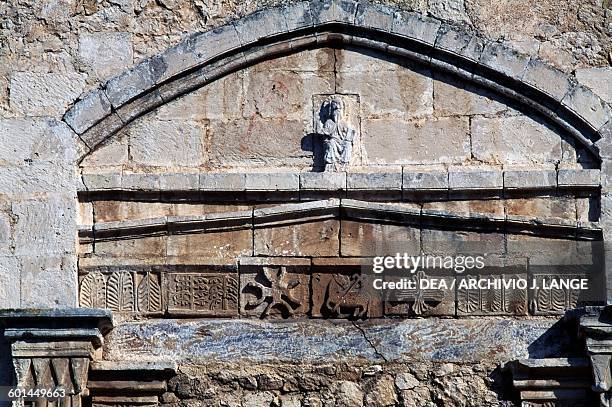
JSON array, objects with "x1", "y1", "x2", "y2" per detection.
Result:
[
  {"x1": 240, "y1": 258, "x2": 310, "y2": 319},
  {"x1": 311, "y1": 259, "x2": 383, "y2": 319},
  {"x1": 384, "y1": 270, "x2": 456, "y2": 317},
  {"x1": 79, "y1": 270, "x2": 163, "y2": 315},
  {"x1": 530, "y1": 273, "x2": 582, "y2": 315},
  {"x1": 165, "y1": 271, "x2": 239, "y2": 316}
]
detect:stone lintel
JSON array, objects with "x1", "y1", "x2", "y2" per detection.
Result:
[{"x1": 78, "y1": 169, "x2": 602, "y2": 195}]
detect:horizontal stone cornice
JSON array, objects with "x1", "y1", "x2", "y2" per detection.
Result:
[{"x1": 78, "y1": 198, "x2": 602, "y2": 242}]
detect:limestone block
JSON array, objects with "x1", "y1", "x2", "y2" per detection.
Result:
[
  {"x1": 105, "y1": 56, "x2": 167, "y2": 107},
  {"x1": 336, "y1": 67, "x2": 433, "y2": 119},
  {"x1": 428, "y1": 0, "x2": 469, "y2": 23},
  {"x1": 282, "y1": 2, "x2": 314, "y2": 31},
  {"x1": 82, "y1": 172, "x2": 122, "y2": 191},
  {"x1": 421, "y1": 229, "x2": 505, "y2": 255},
  {"x1": 558, "y1": 169, "x2": 600, "y2": 187},
  {"x1": 391, "y1": 11, "x2": 441, "y2": 45},
  {"x1": 300, "y1": 172, "x2": 346, "y2": 190},
  {"x1": 522, "y1": 59, "x2": 575, "y2": 101},
  {"x1": 403, "y1": 170, "x2": 448, "y2": 190},
  {"x1": 335, "y1": 47, "x2": 403, "y2": 73},
  {"x1": 64, "y1": 90, "x2": 112, "y2": 134},
  {"x1": 0, "y1": 257, "x2": 20, "y2": 308},
  {"x1": 479, "y1": 42, "x2": 529, "y2": 79},
  {"x1": 362, "y1": 117, "x2": 470, "y2": 165},
  {"x1": 576, "y1": 67, "x2": 612, "y2": 104},
  {"x1": 504, "y1": 170, "x2": 557, "y2": 189},
  {"x1": 0, "y1": 163, "x2": 76, "y2": 196},
  {"x1": 0, "y1": 210, "x2": 11, "y2": 255},
  {"x1": 159, "y1": 173, "x2": 199, "y2": 191},
  {"x1": 506, "y1": 197, "x2": 576, "y2": 221},
  {"x1": 166, "y1": 230, "x2": 253, "y2": 261},
  {"x1": 81, "y1": 132, "x2": 128, "y2": 168},
  {"x1": 254, "y1": 219, "x2": 339, "y2": 256},
  {"x1": 434, "y1": 25, "x2": 485, "y2": 62},
  {"x1": 246, "y1": 173, "x2": 299, "y2": 191},
  {"x1": 233, "y1": 8, "x2": 288, "y2": 45},
  {"x1": 20, "y1": 255, "x2": 77, "y2": 307},
  {"x1": 471, "y1": 116, "x2": 563, "y2": 164},
  {"x1": 310, "y1": 0, "x2": 359, "y2": 25},
  {"x1": 423, "y1": 200, "x2": 505, "y2": 221},
  {"x1": 209, "y1": 118, "x2": 311, "y2": 167},
  {"x1": 355, "y1": 2, "x2": 394, "y2": 31},
  {"x1": 561, "y1": 84, "x2": 611, "y2": 132},
  {"x1": 188, "y1": 26, "x2": 241, "y2": 71},
  {"x1": 258, "y1": 48, "x2": 335, "y2": 73},
  {"x1": 340, "y1": 220, "x2": 420, "y2": 256},
  {"x1": 243, "y1": 69, "x2": 333, "y2": 121},
  {"x1": 0, "y1": 118, "x2": 77, "y2": 165},
  {"x1": 155, "y1": 72, "x2": 243, "y2": 121},
  {"x1": 121, "y1": 173, "x2": 159, "y2": 191},
  {"x1": 433, "y1": 73, "x2": 507, "y2": 116},
  {"x1": 9, "y1": 72, "x2": 85, "y2": 117},
  {"x1": 95, "y1": 236, "x2": 167, "y2": 259},
  {"x1": 347, "y1": 171, "x2": 402, "y2": 190},
  {"x1": 79, "y1": 32, "x2": 133, "y2": 80},
  {"x1": 12, "y1": 197, "x2": 76, "y2": 256},
  {"x1": 449, "y1": 169, "x2": 502, "y2": 190},
  {"x1": 128, "y1": 119, "x2": 205, "y2": 167},
  {"x1": 200, "y1": 173, "x2": 247, "y2": 191}
]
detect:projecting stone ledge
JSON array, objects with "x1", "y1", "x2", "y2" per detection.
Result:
[{"x1": 103, "y1": 318, "x2": 570, "y2": 364}]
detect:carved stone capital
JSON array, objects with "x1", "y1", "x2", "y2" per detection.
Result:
[
  {"x1": 0, "y1": 308, "x2": 113, "y2": 406},
  {"x1": 580, "y1": 306, "x2": 612, "y2": 405}
]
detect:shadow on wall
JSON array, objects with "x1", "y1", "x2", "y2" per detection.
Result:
[{"x1": 527, "y1": 312, "x2": 584, "y2": 359}]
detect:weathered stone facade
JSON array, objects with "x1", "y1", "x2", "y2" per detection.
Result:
[{"x1": 1, "y1": 0, "x2": 611, "y2": 406}]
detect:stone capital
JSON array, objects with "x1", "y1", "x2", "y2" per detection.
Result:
[{"x1": 0, "y1": 308, "x2": 113, "y2": 405}]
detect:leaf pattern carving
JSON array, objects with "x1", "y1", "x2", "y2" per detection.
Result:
[
  {"x1": 138, "y1": 272, "x2": 162, "y2": 313},
  {"x1": 107, "y1": 272, "x2": 135, "y2": 312},
  {"x1": 79, "y1": 272, "x2": 106, "y2": 308}
]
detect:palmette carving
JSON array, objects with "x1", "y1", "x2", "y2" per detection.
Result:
[
  {"x1": 531, "y1": 274, "x2": 581, "y2": 314},
  {"x1": 107, "y1": 272, "x2": 135, "y2": 312},
  {"x1": 138, "y1": 272, "x2": 162, "y2": 313},
  {"x1": 457, "y1": 274, "x2": 527, "y2": 315},
  {"x1": 79, "y1": 272, "x2": 106, "y2": 308}
]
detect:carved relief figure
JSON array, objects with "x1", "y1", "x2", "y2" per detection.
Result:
[
  {"x1": 317, "y1": 96, "x2": 356, "y2": 171},
  {"x1": 324, "y1": 274, "x2": 370, "y2": 319},
  {"x1": 244, "y1": 266, "x2": 302, "y2": 318}
]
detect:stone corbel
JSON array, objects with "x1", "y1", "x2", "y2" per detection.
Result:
[
  {"x1": 581, "y1": 306, "x2": 612, "y2": 406},
  {"x1": 0, "y1": 308, "x2": 113, "y2": 407}
]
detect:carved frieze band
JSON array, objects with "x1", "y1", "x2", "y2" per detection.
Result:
[{"x1": 78, "y1": 259, "x2": 592, "y2": 319}]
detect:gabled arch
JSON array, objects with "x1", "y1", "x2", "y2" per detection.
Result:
[{"x1": 63, "y1": 0, "x2": 611, "y2": 163}]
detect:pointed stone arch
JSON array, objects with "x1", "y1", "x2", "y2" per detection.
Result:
[{"x1": 62, "y1": 0, "x2": 611, "y2": 164}]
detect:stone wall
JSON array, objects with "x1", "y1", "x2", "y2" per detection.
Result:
[{"x1": 1, "y1": 0, "x2": 611, "y2": 405}]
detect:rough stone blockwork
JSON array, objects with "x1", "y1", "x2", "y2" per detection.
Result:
[{"x1": 1, "y1": 0, "x2": 612, "y2": 404}]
